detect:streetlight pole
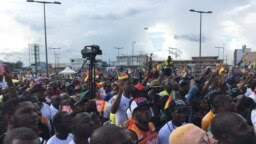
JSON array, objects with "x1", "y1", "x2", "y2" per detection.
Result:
[
  {"x1": 138, "y1": 51, "x2": 144, "y2": 66},
  {"x1": 114, "y1": 47, "x2": 123, "y2": 66},
  {"x1": 189, "y1": 9, "x2": 212, "y2": 72},
  {"x1": 49, "y1": 48, "x2": 60, "y2": 74},
  {"x1": 27, "y1": 0, "x2": 61, "y2": 77},
  {"x1": 216, "y1": 45, "x2": 224, "y2": 63},
  {"x1": 132, "y1": 42, "x2": 136, "y2": 66},
  {"x1": 215, "y1": 47, "x2": 221, "y2": 58}
]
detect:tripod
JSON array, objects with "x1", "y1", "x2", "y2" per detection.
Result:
[{"x1": 88, "y1": 55, "x2": 97, "y2": 99}]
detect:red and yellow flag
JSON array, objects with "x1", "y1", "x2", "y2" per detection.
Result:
[
  {"x1": 116, "y1": 70, "x2": 128, "y2": 80},
  {"x1": 218, "y1": 65, "x2": 225, "y2": 75}
]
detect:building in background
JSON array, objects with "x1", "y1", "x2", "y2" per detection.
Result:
[
  {"x1": 242, "y1": 52, "x2": 256, "y2": 66},
  {"x1": 30, "y1": 61, "x2": 47, "y2": 73},
  {"x1": 175, "y1": 56, "x2": 223, "y2": 70},
  {"x1": 152, "y1": 56, "x2": 223, "y2": 72},
  {"x1": 70, "y1": 58, "x2": 107, "y2": 71},
  {"x1": 234, "y1": 45, "x2": 251, "y2": 66},
  {"x1": 114, "y1": 54, "x2": 149, "y2": 67}
]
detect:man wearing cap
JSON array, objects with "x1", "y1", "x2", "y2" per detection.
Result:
[
  {"x1": 148, "y1": 79, "x2": 162, "y2": 130},
  {"x1": 158, "y1": 99, "x2": 188, "y2": 144},
  {"x1": 127, "y1": 97, "x2": 159, "y2": 144}
]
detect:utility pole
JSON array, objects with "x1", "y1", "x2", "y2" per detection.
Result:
[
  {"x1": 49, "y1": 48, "x2": 60, "y2": 74},
  {"x1": 189, "y1": 9, "x2": 213, "y2": 72},
  {"x1": 33, "y1": 44, "x2": 40, "y2": 74},
  {"x1": 27, "y1": 0, "x2": 61, "y2": 77},
  {"x1": 132, "y1": 42, "x2": 136, "y2": 66},
  {"x1": 215, "y1": 47, "x2": 222, "y2": 58},
  {"x1": 215, "y1": 45, "x2": 224, "y2": 61},
  {"x1": 28, "y1": 44, "x2": 31, "y2": 67},
  {"x1": 114, "y1": 47, "x2": 123, "y2": 66},
  {"x1": 138, "y1": 51, "x2": 144, "y2": 66}
]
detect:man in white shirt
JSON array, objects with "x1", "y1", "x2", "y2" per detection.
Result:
[
  {"x1": 247, "y1": 82, "x2": 256, "y2": 103},
  {"x1": 158, "y1": 99, "x2": 188, "y2": 144},
  {"x1": 110, "y1": 79, "x2": 132, "y2": 126},
  {"x1": 47, "y1": 112, "x2": 73, "y2": 144},
  {"x1": 50, "y1": 96, "x2": 61, "y2": 120}
]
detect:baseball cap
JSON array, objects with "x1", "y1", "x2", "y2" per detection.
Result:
[
  {"x1": 134, "y1": 83, "x2": 145, "y2": 91},
  {"x1": 130, "y1": 97, "x2": 150, "y2": 113}
]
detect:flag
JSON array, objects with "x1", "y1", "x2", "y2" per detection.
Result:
[
  {"x1": 164, "y1": 96, "x2": 172, "y2": 110},
  {"x1": 116, "y1": 70, "x2": 128, "y2": 80},
  {"x1": 29, "y1": 80, "x2": 34, "y2": 88},
  {"x1": 83, "y1": 69, "x2": 101, "y2": 82},
  {"x1": 218, "y1": 65, "x2": 225, "y2": 75},
  {"x1": 83, "y1": 70, "x2": 89, "y2": 82}
]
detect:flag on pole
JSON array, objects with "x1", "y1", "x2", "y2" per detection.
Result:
[
  {"x1": 218, "y1": 65, "x2": 225, "y2": 75},
  {"x1": 116, "y1": 70, "x2": 128, "y2": 80},
  {"x1": 29, "y1": 80, "x2": 34, "y2": 88},
  {"x1": 83, "y1": 70, "x2": 89, "y2": 82}
]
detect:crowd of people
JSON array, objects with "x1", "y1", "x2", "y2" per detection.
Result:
[{"x1": 1, "y1": 62, "x2": 256, "y2": 144}]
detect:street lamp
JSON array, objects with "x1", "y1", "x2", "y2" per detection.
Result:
[
  {"x1": 27, "y1": 0, "x2": 61, "y2": 77},
  {"x1": 114, "y1": 47, "x2": 123, "y2": 66},
  {"x1": 189, "y1": 9, "x2": 212, "y2": 72},
  {"x1": 215, "y1": 44, "x2": 224, "y2": 61},
  {"x1": 49, "y1": 48, "x2": 60, "y2": 74},
  {"x1": 132, "y1": 41, "x2": 136, "y2": 66}
]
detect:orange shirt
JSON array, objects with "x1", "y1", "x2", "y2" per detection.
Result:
[
  {"x1": 128, "y1": 120, "x2": 159, "y2": 144},
  {"x1": 201, "y1": 110, "x2": 215, "y2": 131}
]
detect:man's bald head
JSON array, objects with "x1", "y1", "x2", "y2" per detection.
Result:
[
  {"x1": 170, "y1": 124, "x2": 216, "y2": 144},
  {"x1": 211, "y1": 112, "x2": 256, "y2": 144}
]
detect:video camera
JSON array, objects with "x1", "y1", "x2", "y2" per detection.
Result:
[{"x1": 81, "y1": 45, "x2": 102, "y2": 59}]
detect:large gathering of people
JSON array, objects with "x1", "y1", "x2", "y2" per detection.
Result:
[{"x1": 1, "y1": 62, "x2": 256, "y2": 144}]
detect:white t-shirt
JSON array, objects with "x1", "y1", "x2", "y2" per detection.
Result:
[
  {"x1": 41, "y1": 102, "x2": 52, "y2": 131},
  {"x1": 47, "y1": 133, "x2": 73, "y2": 144},
  {"x1": 103, "y1": 97, "x2": 115, "y2": 119},
  {"x1": 68, "y1": 138, "x2": 90, "y2": 144},
  {"x1": 41, "y1": 103, "x2": 51, "y2": 121},
  {"x1": 50, "y1": 104, "x2": 58, "y2": 120},
  {"x1": 245, "y1": 88, "x2": 253, "y2": 97},
  {"x1": 112, "y1": 94, "x2": 131, "y2": 126},
  {"x1": 158, "y1": 121, "x2": 185, "y2": 144},
  {"x1": 69, "y1": 140, "x2": 75, "y2": 144},
  {"x1": 249, "y1": 92, "x2": 256, "y2": 103},
  {"x1": 251, "y1": 109, "x2": 256, "y2": 133}
]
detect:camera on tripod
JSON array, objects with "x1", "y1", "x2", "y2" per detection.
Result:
[{"x1": 81, "y1": 45, "x2": 102, "y2": 58}]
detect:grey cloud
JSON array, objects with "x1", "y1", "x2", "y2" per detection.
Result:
[
  {"x1": 15, "y1": 16, "x2": 56, "y2": 32},
  {"x1": 88, "y1": 8, "x2": 145, "y2": 21},
  {"x1": 174, "y1": 34, "x2": 207, "y2": 43}
]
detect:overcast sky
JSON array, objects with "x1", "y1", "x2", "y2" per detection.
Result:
[{"x1": 0, "y1": 0, "x2": 256, "y2": 65}]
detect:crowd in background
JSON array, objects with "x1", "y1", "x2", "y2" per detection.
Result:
[{"x1": 1, "y1": 62, "x2": 256, "y2": 144}]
